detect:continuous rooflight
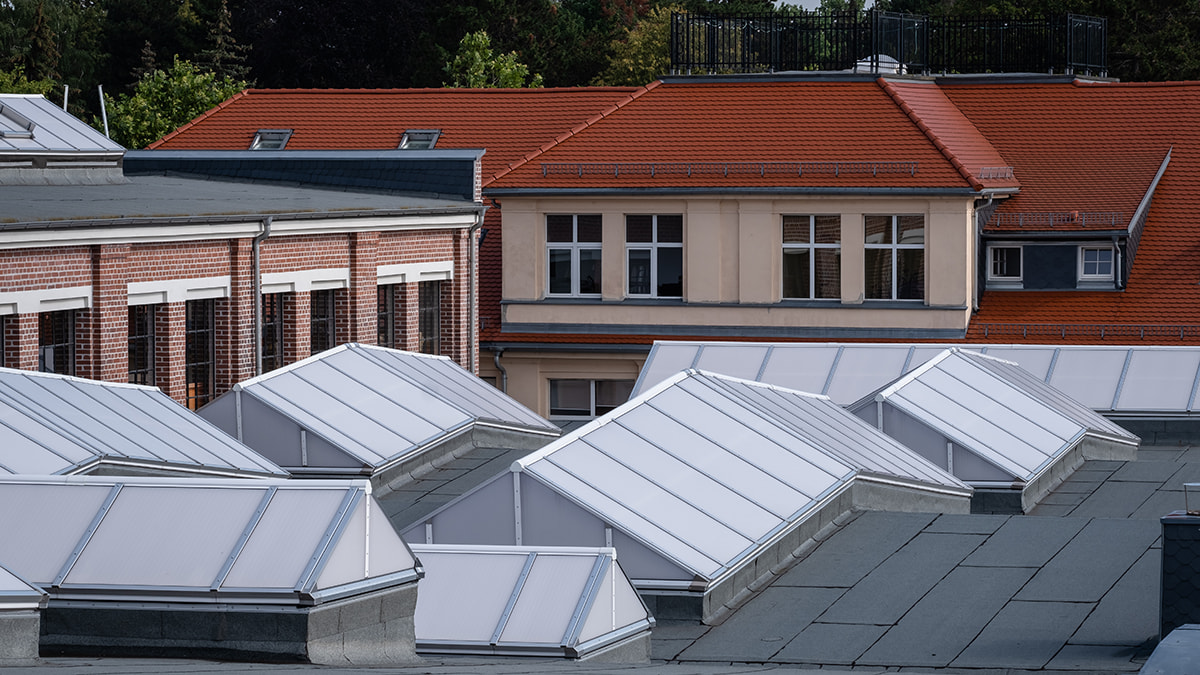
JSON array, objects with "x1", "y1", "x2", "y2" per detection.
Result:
[
  {"x1": 250, "y1": 129, "x2": 292, "y2": 150},
  {"x1": 400, "y1": 129, "x2": 440, "y2": 150}
]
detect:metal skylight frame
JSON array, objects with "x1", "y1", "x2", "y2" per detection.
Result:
[
  {"x1": 250, "y1": 129, "x2": 292, "y2": 150},
  {"x1": 399, "y1": 129, "x2": 440, "y2": 150}
]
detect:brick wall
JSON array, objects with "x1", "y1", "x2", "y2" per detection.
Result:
[{"x1": 0, "y1": 225, "x2": 474, "y2": 406}]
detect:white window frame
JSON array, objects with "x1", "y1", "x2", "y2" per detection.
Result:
[
  {"x1": 782, "y1": 214, "x2": 841, "y2": 300},
  {"x1": 864, "y1": 214, "x2": 925, "y2": 301},
  {"x1": 988, "y1": 245, "x2": 1023, "y2": 281},
  {"x1": 625, "y1": 214, "x2": 683, "y2": 298},
  {"x1": 399, "y1": 129, "x2": 440, "y2": 150},
  {"x1": 1079, "y1": 245, "x2": 1114, "y2": 281},
  {"x1": 546, "y1": 214, "x2": 602, "y2": 297}
]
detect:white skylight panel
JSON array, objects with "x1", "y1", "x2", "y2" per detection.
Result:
[
  {"x1": 414, "y1": 549, "x2": 529, "y2": 642},
  {"x1": 758, "y1": 344, "x2": 840, "y2": 393},
  {"x1": 0, "y1": 409, "x2": 91, "y2": 474},
  {"x1": 497, "y1": 553, "x2": 595, "y2": 645},
  {"x1": 321, "y1": 354, "x2": 471, "y2": 431},
  {"x1": 250, "y1": 377, "x2": 399, "y2": 465},
  {"x1": 222, "y1": 487, "x2": 348, "y2": 590},
  {"x1": 979, "y1": 346, "x2": 1057, "y2": 380},
  {"x1": 1047, "y1": 348, "x2": 1127, "y2": 410},
  {"x1": 0, "y1": 483, "x2": 113, "y2": 583},
  {"x1": 694, "y1": 344, "x2": 770, "y2": 381},
  {"x1": 826, "y1": 346, "x2": 911, "y2": 404},
  {"x1": 584, "y1": 421, "x2": 781, "y2": 536},
  {"x1": 63, "y1": 485, "x2": 264, "y2": 588},
  {"x1": 616, "y1": 405, "x2": 810, "y2": 516},
  {"x1": 634, "y1": 343, "x2": 700, "y2": 395},
  {"x1": 1117, "y1": 350, "x2": 1200, "y2": 411},
  {"x1": 525, "y1": 459, "x2": 725, "y2": 578},
  {"x1": 937, "y1": 355, "x2": 1081, "y2": 440}
]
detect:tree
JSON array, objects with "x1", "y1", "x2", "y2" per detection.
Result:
[
  {"x1": 593, "y1": 4, "x2": 677, "y2": 86},
  {"x1": 100, "y1": 56, "x2": 246, "y2": 149},
  {"x1": 444, "y1": 30, "x2": 543, "y2": 88},
  {"x1": 0, "y1": 67, "x2": 56, "y2": 95},
  {"x1": 196, "y1": 0, "x2": 250, "y2": 80}
]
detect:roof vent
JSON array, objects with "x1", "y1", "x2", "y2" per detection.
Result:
[
  {"x1": 0, "y1": 103, "x2": 36, "y2": 139},
  {"x1": 250, "y1": 129, "x2": 291, "y2": 150},
  {"x1": 399, "y1": 129, "x2": 440, "y2": 150}
]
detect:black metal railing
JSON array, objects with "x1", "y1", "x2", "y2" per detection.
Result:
[{"x1": 670, "y1": 11, "x2": 1107, "y2": 77}]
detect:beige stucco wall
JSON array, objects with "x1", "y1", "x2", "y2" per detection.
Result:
[
  {"x1": 479, "y1": 349, "x2": 644, "y2": 418},
  {"x1": 501, "y1": 194, "x2": 977, "y2": 332}
]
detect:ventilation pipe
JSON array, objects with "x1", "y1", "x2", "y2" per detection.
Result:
[
  {"x1": 98, "y1": 85, "x2": 109, "y2": 139},
  {"x1": 252, "y1": 217, "x2": 273, "y2": 376}
]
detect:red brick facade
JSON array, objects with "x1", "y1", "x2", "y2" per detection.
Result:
[{"x1": 0, "y1": 226, "x2": 474, "y2": 407}]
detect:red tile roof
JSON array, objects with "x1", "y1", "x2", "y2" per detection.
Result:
[
  {"x1": 957, "y1": 81, "x2": 1200, "y2": 342},
  {"x1": 150, "y1": 87, "x2": 645, "y2": 183},
  {"x1": 488, "y1": 80, "x2": 972, "y2": 191},
  {"x1": 879, "y1": 78, "x2": 1020, "y2": 192}
]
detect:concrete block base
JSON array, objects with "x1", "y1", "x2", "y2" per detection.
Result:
[{"x1": 0, "y1": 610, "x2": 41, "y2": 665}]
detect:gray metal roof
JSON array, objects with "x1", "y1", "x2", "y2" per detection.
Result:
[
  {"x1": 411, "y1": 544, "x2": 653, "y2": 658},
  {"x1": 1, "y1": 174, "x2": 475, "y2": 226},
  {"x1": 0, "y1": 561, "x2": 45, "y2": 609},
  {"x1": 405, "y1": 370, "x2": 968, "y2": 588},
  {"x1": 855, "y1": 349, "x2": 1138, "y2": 483},
  {"x1": 0, "y1": 368, "x2": 286, "y2": 478},
  {"x1": 0, "y1": 94, "x2": 123, "y2": 154},
  {"x1": 201, "y1": 344, "x2": 559, "y2": 475},
  {"x1": 635, "y1": 341, "x2": 1200, "y2": 417},
  {"x1": 0, "y1": 475, "x2": 419, "y2": 605}
]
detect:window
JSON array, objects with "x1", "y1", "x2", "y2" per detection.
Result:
[
  {"x1": 549, "y1": 379, "x2": 635, "y2": 419},
  {"x1": 250, "y1": 129, "x2": 291, "y2": 150},
  {"x1": 377, "y1": 285, "x2": 396, "y2": 349},
  {"x1": 626, "y1": 215, "x2": 683, "y2": 297},
  {"x1": 399, "y1": 129, "x2": 440, "y2": 150},
  {"x1": 185, "y1": 299, "x2": 215, "y2": 411},
  {"x1": 783, "y1": 215, "x2": 840, "y2": 300},
  {"x1": 989, "y1": 246, "x2": 1022, "y2": 280},
  {"x1": 1080, "y1": 246, "x2": 1114, "y2": 280},
  {"x1": 38, "y1": 310, "x2": 74, "y2": 375},
  {"x1": 864, "y1": 215, "x2": 925, "y2": 300},
  {"x1": 262, "y1": 293, "x2": 284, "y2": 372},
  {"x1": 547, "y1": 214, "x2": 602, "y2": 296},
  {"x1": 310, "y1": 290, "x2": 335, "y2": 354},
  {"x1": 128, "y1": 305, "x2": 155, "y2": 385},
  {"x1": 418, "y1": 281, "x2": 441, "y2": 355}
]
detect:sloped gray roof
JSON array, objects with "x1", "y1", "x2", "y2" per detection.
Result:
[
  {"x1": 858, "y1": 349, "x2": 1138, "y2": 482},
  {"x1": 503, "y1": 370, "x2": 968, "y2": 582},
  {"x1": 0, "y1": 475, "x2": 419, "y2": 605},
  {"x1": 201, "y1": 344, "x2": 558, "y2": 474},
  {"x1": 635, "y1": 341, "x2": 1200, "y2": 416},
  {"x1": 0, "y1": 367, "x2": 285, "y2": 478},
  {"x1": 411, "y1": 544, "x2": 652, "y2": 658},
  {"x1": 0, "y1": 94, "x2": 122, "y2": 155}
]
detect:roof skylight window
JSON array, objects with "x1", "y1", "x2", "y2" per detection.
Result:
[
  {"x1": 0, "y1": 103, "x2": 35, "y2": 139},
  {"x1": 249, "y1": 129, "x2": 292, "y2": 150},
  {"x1": 399, "y1": 129, "x2": 440, "y2": 150}
]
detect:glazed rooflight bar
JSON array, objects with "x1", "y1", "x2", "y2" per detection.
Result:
[
  {"x1": 0, "y1": 475, "x2": 420, "y2": 605},
  {"x1": 0, "y1": 367, "x2": 286, "y2": 477},
  {"x1": 634, "y1": 341, "x2": 1200, "y2": 418},
  {"x1": 411, "y1": 544, "x2": 654, "y2": 659}
]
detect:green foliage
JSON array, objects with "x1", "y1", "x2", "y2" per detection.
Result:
[
  {"x1": 0, "y1": 67, "x2": 56, "y2": 95},
  {"x1": 594, "y1": 4, "x2": 677, "y2": 86},
  {"x1": 101, "y1": 55, "x2": 246, "y2": 149},
  {"x1": 444, "y1": 30, "x2": 544, "y2": 88}
]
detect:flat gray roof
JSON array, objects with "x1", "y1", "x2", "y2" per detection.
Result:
[{"x1": 1, "y1": 173, "x2": 475, "y2": 226}]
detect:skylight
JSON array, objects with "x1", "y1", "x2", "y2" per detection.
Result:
[
  {"x1": 0, "y1": 103, "x2": 35, "y2": 139},
  {"x1": 399, "y1": 129, "x2": 440, "y2": 150},
  {"x1": 250, "y1": 129, "x2": 292, "y2": 150}
]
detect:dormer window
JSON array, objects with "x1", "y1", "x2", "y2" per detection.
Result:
[
  {"x1": 399, "y1": 129, "x2": 440, "y2": 150},
  {"x1": 250, "y1": 129, "x2": 291, "y2": 150},
  {"x1": 1080, "y1": 246, "x2": 1114, "y2": 280},
  {"x1": 989, "y1": 246, "x2": 1022, "y2": 280}
]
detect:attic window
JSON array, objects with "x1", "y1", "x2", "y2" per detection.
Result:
[
  {"x1": 0, "y1": 103, "x2": 35, "y2": 139},
  {"x1": 399, "y1": 129, "x2": 439, "y2": 150},
  {"x1": 250, "y1": 129, "x2": 291, "y2": 150}
]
